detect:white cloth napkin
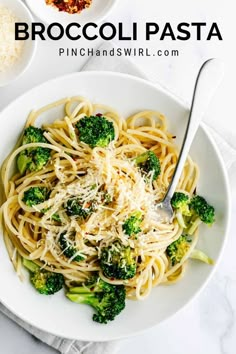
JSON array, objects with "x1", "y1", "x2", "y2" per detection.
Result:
[{"x1": 1, "y1": 42, "x2": 235, "y2": 354}]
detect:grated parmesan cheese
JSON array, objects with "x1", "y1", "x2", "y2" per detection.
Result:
[
  {"x1": 0, "y1": 5, "x2": 24, "y2": 72},
  {"x1": 35, "y1": 146, "x2": 169, "y2": 263}
]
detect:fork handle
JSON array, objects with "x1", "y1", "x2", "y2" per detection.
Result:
[{"x1": 163, "y1": 58, "x2": 224, "y2": 201}]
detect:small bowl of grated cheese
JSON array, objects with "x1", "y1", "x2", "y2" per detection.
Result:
[{"x1": 0, "y1": 0, "x2": 36, "y2": 87}]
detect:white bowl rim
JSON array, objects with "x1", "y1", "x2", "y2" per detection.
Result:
[
  {"x1": 0, "y1": 71, "x2": 231, "y2": 341},
  {"x1": 0, "y1": 0, "x2": 37, "y2": 87},
  {"x1": 25, "y1": 0, "x2": 119, "y2": 25}
]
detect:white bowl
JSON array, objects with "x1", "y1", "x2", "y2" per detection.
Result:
[
  {"x1": 0, "y1": 0, "x2": 37, "y2": 87},
  {"x1": 0, "y1": 72, "x2": 231, "y2": 341},
  {"x1": 25, "y1": 0, "x2": 118, "y2": 25}
]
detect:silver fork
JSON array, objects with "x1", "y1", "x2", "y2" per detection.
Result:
[{"x1": 157, "y1": 58, "x2": 224, "y2": 221}]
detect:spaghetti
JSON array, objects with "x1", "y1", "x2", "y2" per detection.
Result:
[{"x1": 0, "y1": 96, "x2": 200, "y2": 302}]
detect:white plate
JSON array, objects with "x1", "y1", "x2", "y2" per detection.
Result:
[
  {"x1": 25, "y1": 0, "x2": 118, "y2": 25},
  {"x1": 0, "y1": 72, "x2": 230, "y2": 341},
  {"x1": 0, "y1": 0, "x2": 37, "y2": 87}
]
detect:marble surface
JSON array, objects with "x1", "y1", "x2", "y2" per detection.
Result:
[{"x1": 0, "y1": 0, "x2": 235, "y2": 353}]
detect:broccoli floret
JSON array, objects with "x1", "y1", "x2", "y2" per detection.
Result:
[
  {"x1": 166, "y1": 235, "x2": 214, "y2": 266},
  {"x1": 100, "y1": 240, "x2": 137, "y2": 280},
  {"x1": 17, "y1": 126, "x2": 51, "y2": 175},
  {"x1": 190, "y1": 195, "x2": 215, "y2": 224},
  {"x1": 166, "y1": 235, "x2": 191, "y2": 266},
  {"x1": 188, "y1": 195, "x2": 215, "y2": 235},
  {"x1": 23, "y1": 187, "x2": 49, "y2": 207},
  {"x1": 76, "y1": 116, "x2": 115, "y2": 148},
  {"x1": 122, "y1": 211, "x2": 142, "y2": 237},
  {"x1": 59, "y1": 232, "x2": 85, "y2": 262},
  {"x1": 171, "y1": 192, "x2": 190, "y2": 210},
  {"x1": 23, "y1": 258, "x2": 64, "y2": 295},
  {"x1": 171, "y1": 192, "x2": 191, "y2": 228},
  {"x1": 66, "y1": 275, "x2": 126, "y2": 324},
  {"x1": 135, "y1": 151, "x2": 161, "y2": 181},
  {"x1": 65, "y1": 198, "x2": 95, "y2": 218}
]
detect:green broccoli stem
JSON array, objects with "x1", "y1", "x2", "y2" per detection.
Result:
[
  {"x1": 17, "y1": 154, "x2": 31, "y2": 175},
  {"x1": 188, "y1": 218, "x2": 202, "y2": 235},
  {"x1": 190, "y1": 249, "x2": 214, "y2": 265},
  {"x1": 135, "y1": 154, "x2": 148, "y2": 164},
  {"x1": 23, "y1": 258, "x2": 40, "y2": 273},
  {"x1": 68, "y1": 286, "x2": 95, "y2": 294},
  {"x1": 51, "y1": 213, "x2": 61, "y2": 222},
  {"x1": 176, "y1": 211, "x2": 187, "y2": 229},
  {"x1": 66, "y1": 293, "x2": 98, "y2": 306}
]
